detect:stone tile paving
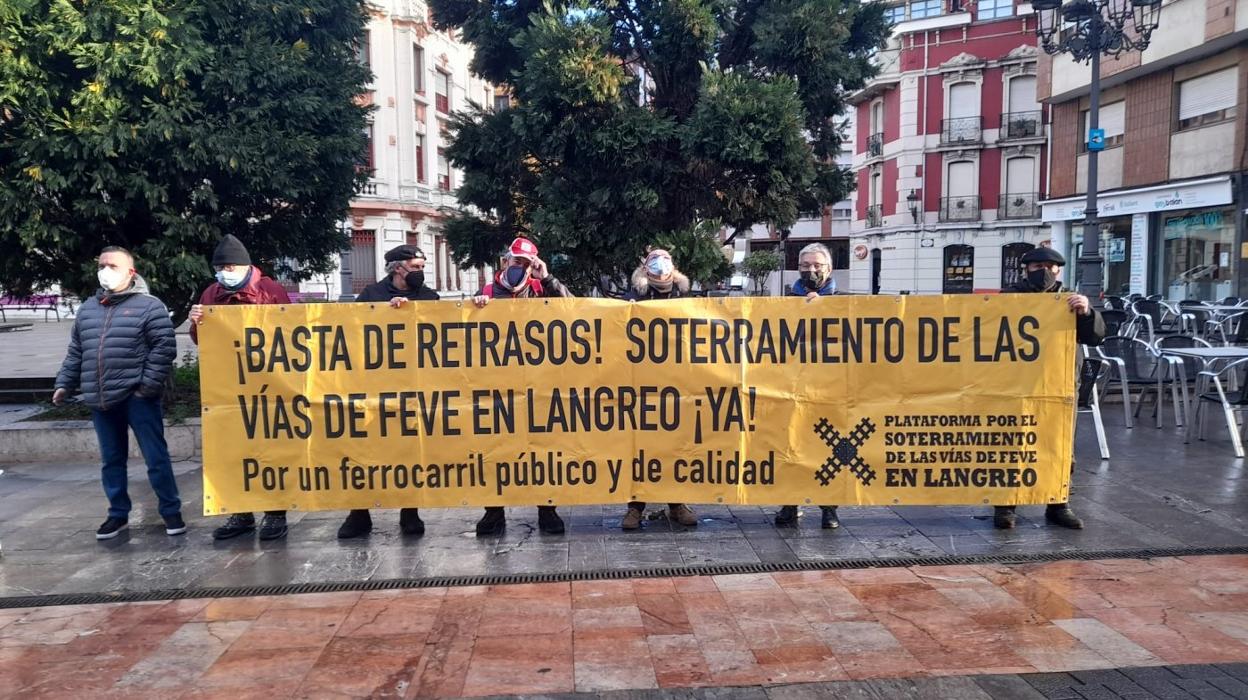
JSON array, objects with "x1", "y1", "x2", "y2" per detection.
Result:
[
  {"x1": 2, "y1": 407, "x2": 1247, "y2": 596},
  {"x1": 3, "y1": 557, "x2": 1248, "y2": 698}
]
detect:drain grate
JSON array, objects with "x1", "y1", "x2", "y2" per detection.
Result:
[{"x1": 4, "y1": 544, "x2": 1248, "y2": 610}]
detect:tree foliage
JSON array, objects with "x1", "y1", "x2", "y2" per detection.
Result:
[
  {"x1": 431, "y1": 0, "x2": 887, "y2": 292},
  {"x1": 741, "y1": 248, "x2": 782, "y2": 295},
  {"x1": 0, "y1": 0, "x2": 371, "y2": 321}
]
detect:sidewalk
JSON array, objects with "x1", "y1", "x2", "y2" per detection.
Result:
[
  {"x1": 3, "y1": 556, "x2": 1248, "y2": 698},
  {"x1": 2, "y1": 410, "x2": 1247, "y2": 598},
  {"x1": 0, "y1": 320, "x2": 197, "y2": 382}
]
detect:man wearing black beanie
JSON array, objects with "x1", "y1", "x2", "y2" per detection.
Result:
[{"x1": 188, "y1": 234, "x2": 294, "y2": 540}]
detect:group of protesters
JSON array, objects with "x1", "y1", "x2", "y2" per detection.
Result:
[{"x1": 53, "y1": 233, "x2": 1100, "y2": 543}]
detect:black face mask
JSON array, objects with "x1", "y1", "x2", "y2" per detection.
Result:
[
  {"x1": 1026, "y1": 268, "x2": 1058, "y2": 291},
  {"x1": 800, "y1": 271, "x2": 826, "y2": 288},
  {"x1": 404, "y1": 270, "x2": 425, "y2": 290}
]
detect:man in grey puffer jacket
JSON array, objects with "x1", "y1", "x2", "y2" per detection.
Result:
[{"x1": 54, "y1": 246, "x2": 184, "y2": 540}]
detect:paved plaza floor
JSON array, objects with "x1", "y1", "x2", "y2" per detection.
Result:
[
  {"x1": 1, "y1": 407, "x2": 1246, "y2": 598},
  {"x1": 3, "y1": 556, "x2": 1248, "y2": 698},
  {"x1": 4, "y1": 320, "x2": 1248, "y2": 697}
]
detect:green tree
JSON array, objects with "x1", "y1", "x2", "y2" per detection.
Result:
[
  {"x1": 741, "y1": 249, "x2": 782, "y2": 295},
  {"x1": 0, "y1": 0, "x2": 371, "y2": 321},
  {"x1": 432, "y1": 0, "x2": 887, "y2": 293}
]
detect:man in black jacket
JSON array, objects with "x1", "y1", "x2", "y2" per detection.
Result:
[
  {"x1": 995, "y1": 246, "x2": 1106, "y2": 529},
  {"x1": 53, "y1": 246, "x2": 183, "y2": 540},
  {"x1": 338, "y1": 244, "x2": 439, "y2": 539}
]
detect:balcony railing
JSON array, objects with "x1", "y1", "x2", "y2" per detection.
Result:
[
  {"x1": 940, "y1": 116, "x2": 982, "y2": 146},
  {"x1": 939, "y1": 195, "x2": 980, "y2": 222},
  {"x1": 1000, "y1": 111, "x2": 1042, "y2": 140},
  {"x1": 998, "y1": 192, "x2": 1039, "y2": 220},
  {"x1": 866, "y1": 204, "x2": 883, "y2": 228},
  {"x1": 866, "y1": 133, "x2": 884, "y2": 157}
]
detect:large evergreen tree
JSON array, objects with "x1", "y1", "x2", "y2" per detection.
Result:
[
  {"x1": 431, "y1": 0, "x2": 888, "y2": 292},
  {"x1": 0, "y1": 0, "x2": 371, "y2": 320}
]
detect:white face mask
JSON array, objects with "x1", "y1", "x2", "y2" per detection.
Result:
[
  {"x1": 217, "y1": 267, "x2": 248, "y2": 287},
  {"x1": 98, "y1": 268, "x2": 127, "y2": 291}
]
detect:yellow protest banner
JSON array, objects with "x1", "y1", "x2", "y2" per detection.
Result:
[{"x1": 198, "y1": 295, "x2": 1076, "y2": 514}]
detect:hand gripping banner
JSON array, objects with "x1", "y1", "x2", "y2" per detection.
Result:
[{"x1": 198, "y1": 295, "x2": 1077, "y2": 514}]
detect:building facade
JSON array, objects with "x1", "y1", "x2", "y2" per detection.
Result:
[
  {"x1": 847, "y1": 0, "x2": 1048, "y2": 295},
  {"x1": 298, "y1": 0, "x2": 492, "y2": 300},
  {"x1": 1039, "y1": 0, "x2": 1248, "y2": 301}
]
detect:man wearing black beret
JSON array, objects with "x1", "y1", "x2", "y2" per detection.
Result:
[
  {"x1": 995, "y1": 246, "x2": 1105, "y2": 530},
  {"x1": 337, "y1": 244, "x2": 440, "y2": 539}
]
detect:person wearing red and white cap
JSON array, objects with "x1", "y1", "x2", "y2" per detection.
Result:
[
  {"x1": 473, "y1": 237, "x2": 572, "y2": 537},
  {"x1": 473, "y1": 237, "x2": 571, "y2": 305}
]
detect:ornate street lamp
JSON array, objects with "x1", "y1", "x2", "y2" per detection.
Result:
[{"x1": 1031, "y1": 0, "x2": 1162, "y2": 300}]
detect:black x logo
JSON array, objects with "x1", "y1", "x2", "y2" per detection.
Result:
[{"x1": 813, "y1": 417, "x2": 877, "y2": 487}]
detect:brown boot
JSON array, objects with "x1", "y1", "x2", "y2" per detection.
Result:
[
  {"x1": 622, "y1": 507, "x2": 644, "y2": 530},
  {"x1": 669, "y1": 504, "x2": 698, "y2": 527}
]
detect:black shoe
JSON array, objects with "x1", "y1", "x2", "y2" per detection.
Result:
[
  {"x1": 96, "y1": 516, "x2": 128, "y2": 540},
  {"x1": 993, "y1": 506, "x2": 1017, "y2": 529},
  {"x1": 820, "y1": 506, "x2": 840, "y2": 530},
  {"x1": 774, "y1": 505, "x2": 799, "y2": 527},
  {"x1": 537, "y1": 506, "x2": 565, "y2": 535},
  {"x1": 1045, "y1": 504, "x2": 1084, "y2": 529},
  {"x1": 163, "y1": 513, "x2": 187, "y2": 536},
  {"x1": 337, "y1": 509, "x2": 372, "y2": 539},
  {"x1": 212, "y1": 513, "x2": 256, "y2": 540},
  {"x1": 476, "y1": 507, "x2": 505, "y2": 537},
  {"x1": 258, "y1": 513, "x2": 288, "y2": 540},
  {"x1": 399, "y1": 508, "x2": 425, "y2": 537}
]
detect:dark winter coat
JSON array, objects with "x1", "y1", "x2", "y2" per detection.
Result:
[
  {"x1": 624, "y1": 267, "x2": 690, "y2": 301},
  {"x1": 189, "y1": 267, "x2": 291, "y2": 344},
  {"x1": 55, "y1": 276, "x2": 177, "y2": 410},
  {"x1": 357, "y1": 276, "x2": 440, "y2": 303},
  {"x1": 1003, "y1": 281, "x2": 1106, "y2": 347}
]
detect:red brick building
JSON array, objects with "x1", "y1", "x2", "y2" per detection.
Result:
[{"x1": 847, "y1": 0, "x2": 1047, "y2": 294}]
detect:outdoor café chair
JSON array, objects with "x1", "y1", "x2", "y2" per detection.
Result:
[
  {"x1": 1155, "y1": 335, "x2": 1213, "y2": 426},
  {"x1": 1100, "y1": 310, "x2": 1129, "y2": 337},
  {"x1": 1131, "y1": 300, "x2": 1184, "y2": 342},
  {"x1": 1078, "y1": 350, "x2": 1111, "y2": 460},
  {"x1": 1195, "y1": 357, "x2": 1248, "y2": 458},
  {"x1": 1098, "y1": 335, "x2": 1174, "y2": 429}
]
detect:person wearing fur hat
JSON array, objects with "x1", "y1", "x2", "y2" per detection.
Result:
[
  {"x1": 620, "y1": 248, "x2": 698, "y2": 530},
  {"x1": 472, "y1": 237, "x2": 573, "y2": 537},
  {"x1": 188, "y1": 234, "x2": 294, "y2": 541}
]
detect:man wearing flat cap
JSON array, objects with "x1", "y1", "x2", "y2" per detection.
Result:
[
  {"x1": 994, "y1": 246, "x2": 1105, "y2": 530},
  {"x1": 337, "y1": 243, "x2": 440, "y2": 539}
]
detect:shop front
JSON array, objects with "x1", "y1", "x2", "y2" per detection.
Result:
[{"x1": 1040, "y1": 176, "x2": 1240, "y2": 301}]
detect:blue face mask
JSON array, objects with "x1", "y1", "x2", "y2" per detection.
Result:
[
  {"x1": 646, "y1": 257, "x2": 673, "y2": 278},
  {"x1": 505, "y1": 266, "x2": 528, "y2": 287}
]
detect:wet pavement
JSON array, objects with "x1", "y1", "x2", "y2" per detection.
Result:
[
  {"x1": 1, "y1": 409, "x2": 1246, "y2": 598},
  {"x1": 3, "y1": 556, "x2": 1248, "y2": 698}
]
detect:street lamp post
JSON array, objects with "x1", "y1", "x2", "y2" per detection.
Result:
[{"x1": 1031, "y1": 0, "x2": 1162, "y2": 299}]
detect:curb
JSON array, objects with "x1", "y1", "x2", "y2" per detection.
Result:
[{"x1": 0, "y1": 419, "x2": 201, "y2": 462}]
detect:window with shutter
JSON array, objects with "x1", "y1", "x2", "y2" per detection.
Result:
[
  {"x1": 1079, "y1": 101, "x2": 1125, "y2": 152},
  {"x1": 1178, "y1": 67, "x2": 1238, "y2": 130}
]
